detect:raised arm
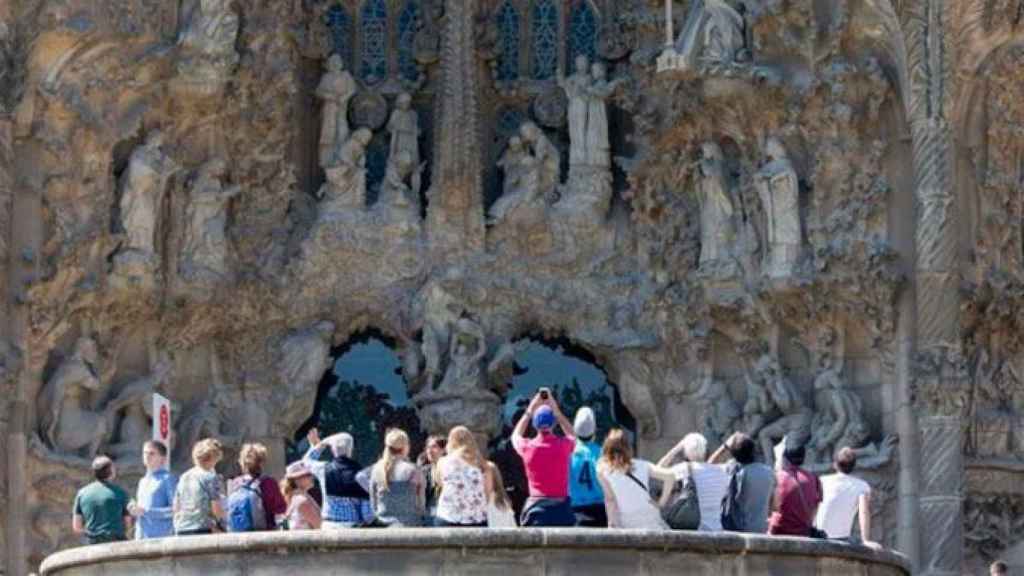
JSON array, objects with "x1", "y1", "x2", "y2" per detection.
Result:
[
  {"x1": 658, "y1": 438, "x2": 687, "y2": 468},
  {"x1": 708, "y1": 432, "x2": 741, "y2": 464},
  {"x1": 648, "y1": 464, "x2": 677, "y2": 509},
  {"x1": 513, "y1": 394, "x2": 545, "y2": 445},
  {"x1": 549, "y1": 397, "x2": 575, "y2": 441}
]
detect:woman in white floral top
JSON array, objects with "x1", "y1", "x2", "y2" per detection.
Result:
[{"x1": 434, "y1": 426, "x2": 493, "y2": 527}]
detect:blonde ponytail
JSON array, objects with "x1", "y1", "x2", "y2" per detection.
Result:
[{"x1": 373, "y1": 429, "x2": 410, "y2": 493}]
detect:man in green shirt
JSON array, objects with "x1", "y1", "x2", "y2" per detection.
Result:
[{"x1": 72, "y1": 456, "x2": 131, "y2": 544}]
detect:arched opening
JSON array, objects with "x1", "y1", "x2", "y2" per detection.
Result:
[
  {"x1": 490, "y1": 336, "x2": 636, "y2": 514},
  {"x1": 288, "y1": 329, "x2": 425, "y2": 466}
]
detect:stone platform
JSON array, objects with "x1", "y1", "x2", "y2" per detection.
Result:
[{"x1": 39, "y1": 529, "x2": 911, "y2": 576}]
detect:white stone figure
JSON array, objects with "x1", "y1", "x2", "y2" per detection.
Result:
[
  {"x1": 37, "y1": 338, "x2": 110, "y2": 459},
  {"x1": 387, "y1": 93, "x2": 421, "y2": 195},
  {"x1": 379, "y1": 150, "x2": 421, "y2": 212},
  {"x1": 118, "y1": 131, "x2": 178, "y2": 257},
  {"x1": 695, "y1": 142, "x2": 735, "y2": 267},
  {"x1": 316, "y1": 54, "x2": 357, "y2": 168},
  {"x1": 317, "y1": 128, "x2": 373, "y2": 213},
  {"x1": 558, "y1": 55, "x2": 592, "y2": 167},
  {"x1": 584, "y1": 62, "x2": 623, "y2": 169},
  {"x1": 276, "y1": 321, "x2": 335, "y2": 434},
  {"x1": 489, "y1": 136, "x2": 542, "y2": 225},
  {"x1": 104, "y1": 360, "x2": 174, "y2": 462},
  {"x1": 520, "y1": 122, "x2": 560, "y2": 199},
  {"x1": 180, "y1": 159, "x2": 242, "y2": 281},
  {"x1": 755, "y1": 137, "x2": 801, "y2": 277},
  {"x1": 673, "y1": 0, "x2": 745, "y2": 70},
  {"x1": 809, "y1": 352, "x2": 870, "y2": 463},
  {"x1": 176, "y1": 0, "x2": 241, "y2": 85},
  {"x1": 743, "y1": 354, "x2": 812, "y2": 465}
]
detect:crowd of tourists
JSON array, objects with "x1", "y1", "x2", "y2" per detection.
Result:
[{"x1": 73, "y1": 390, "x2": 884, "y2": 547}]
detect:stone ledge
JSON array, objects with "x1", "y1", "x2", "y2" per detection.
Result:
[{"x1": 40, "y1": 529, "x2": 911, "y2": 575}]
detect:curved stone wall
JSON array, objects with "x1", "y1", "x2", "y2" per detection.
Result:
[{"x1": 40, "y1": 529, "x2": 911, "y2": 576}]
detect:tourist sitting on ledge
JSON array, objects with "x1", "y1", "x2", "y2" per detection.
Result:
[
  {"x1": 659, "y1": 433, "x2": 730, "y2": 532},
  {"x1": 768, "y1": 439, "x2": 823, "y2": 538},
  {"x1": 280, "y1": 461, "x2": 321, "y2": 530},
  {"x1": 434, "y1": 426, "x2": 492, "y2": 527},
  {"x1": 708, "y1": 432, "x2": 775, "y2": 534},
  {"x1": 513, "y1": 391, "x2": 577, "y2": 527},
  {"x1": 597, "y1": 429, "x2": 676, "y2": 530},
  {"x1": 369, "y1": 428, "x2": 426, "y2": 527},
  {"x1": 815, "y1": 447, "x2": 879, "y2": 547},
  {"x1": 303, "y1": 429, "x2": 373, "y2": 528}
]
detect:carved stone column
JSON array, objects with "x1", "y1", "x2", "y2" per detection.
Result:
[{"x1": 426, "y1": 0, "x2": 485, "y2": 259}]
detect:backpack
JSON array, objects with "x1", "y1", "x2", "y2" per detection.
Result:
[
  {"x1": 227, "y1": 477, "x2": 268, "y2": 532},
  {"x1": 721, "y1": 466, "x2": 743, "y2": 531},
  {"x1": 661, "y1": 462, "x2": 701, "y2": 530}
]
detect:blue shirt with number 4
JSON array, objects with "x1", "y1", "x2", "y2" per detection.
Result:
[{"x1": 569, "y1": 440, "x2": 604, "y2": 508}]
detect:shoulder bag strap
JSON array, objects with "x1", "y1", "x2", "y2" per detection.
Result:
[{"x1": 623, "y1": 466, "x2": 659, "y2": 507}]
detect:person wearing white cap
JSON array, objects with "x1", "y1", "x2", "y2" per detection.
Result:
[
  {"x1": 303, "y1": 428, "x2": 372, "y2": 528},
  {"x1": 280, "y1": 461, "x2": 321, "y2": 530},
  {"x1": 568, "y1": 407, "x2": 606, "y2": 527}
]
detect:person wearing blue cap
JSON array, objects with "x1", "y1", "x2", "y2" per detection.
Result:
[{"x1": 512, "y1": 390, "x2": 577, "y2": 527}]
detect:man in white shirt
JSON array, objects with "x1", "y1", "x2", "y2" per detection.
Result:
[{"x1": 814, "y1": 447, "x2": 880, "y2": 547}]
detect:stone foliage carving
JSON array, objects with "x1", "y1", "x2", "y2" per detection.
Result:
[
  {"x1": 179, "y1": 159, "x2": 241, "y2": 283},
  {"x1": 176, "y1": 0, "x2": 241, "y2": 90},
  {"x1": 316, "y1": 55, "x2": 357, "y2": 169}
]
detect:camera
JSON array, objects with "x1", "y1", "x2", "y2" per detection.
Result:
[{"x1": 538, "y1": 387, "x2": 550, "y2": 400}]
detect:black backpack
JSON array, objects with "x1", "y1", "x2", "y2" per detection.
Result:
[
  {"x1": 661, "y1": 462, "x2": 701, "y2": 530},
  {"x1": 720, "y1": 466, "x2": 743, "y2": 531}
]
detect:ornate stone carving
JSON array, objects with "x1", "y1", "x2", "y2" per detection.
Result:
[
  {"x1": 695, "y1": 141, "x2": 736, "y2": 271},
  {"x1": 660, "y1": 0, "x2": 747, "y2": 73},
  {"x1": 743, "y1": 354, "x2": 812, "y2": 464},
  {"x1": 964, "y1": 493, "x2": 1024, "y2": 564},
  {"x1": 317, "y1": 129, "x2": 373, "y2": 214},
  {"x1": 559, "y1": 58, "x2": 623, "y2": 171},
  {"x1": 179, "y1": 159, "x2": 242, "y2": 283},
  {"x1": 519, "y1": 122, "x2": 560, "y2": 202},
  {"x1": 103, "y1": 360, "x2": 175, "y2": 462},
  {"x1": 175, "y1": 0, "x2": 241, "y2": 91},
  {"x1": 316, "y1": 54, "x2": 357, "y2": 169},
  {"x1": 912, "y1": 346, "x2": 971, "y2": 419},
  {"x1": 693, "y1": 374, "x2": 740, "y2": 447},
  {"x1": 275, "y1": 321, "x2": 335, "y2": 435},
  {"x1": 36, "y1": 338, "x2": 113, "y2": 459},
  {"x1": 387, "y1": 93, "x2": 421, "y2": 194},
  {"x1": 755, "y1": 138, "x2": 801, "y2": 278},
  {"x1": 809, "y1": 352, "x2": 870, "y2": 463},
  {"x1": 489, "y1": 135, "x2": 545, "y2": 227}
]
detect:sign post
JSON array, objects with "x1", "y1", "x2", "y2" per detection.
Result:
[{"x1": 153, "y1": 393, "x2": 172, "y2": 464}]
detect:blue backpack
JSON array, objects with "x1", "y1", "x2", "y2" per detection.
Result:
[{"x1": 227, "y1": 477, "x2": 267, "y2": 532}]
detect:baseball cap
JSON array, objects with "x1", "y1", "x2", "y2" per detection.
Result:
[
  {"x1": 533, "y1": 406, "x2": 555, "y2": 430},
  {"x1": 574, "y1": 407, "x2": 596, "y2": 438}
]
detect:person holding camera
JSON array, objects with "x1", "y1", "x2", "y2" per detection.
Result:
[{"x1": 512, "y1": 388, "x2": 576, "y2": 527}]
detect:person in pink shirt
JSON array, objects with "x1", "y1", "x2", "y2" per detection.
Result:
[{"x1": 512, "y1": 390, "x2": 576, "y2": 526}]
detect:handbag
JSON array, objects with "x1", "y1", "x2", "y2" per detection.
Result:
[
  {"x1": 785, "y1": 468, "x2": 827, "y2": 539},
  {"x1": 660, "y1": 462, "x2": 701, "y2": 530},
  {"x1": 720, "y1": 466, "x2": 743, "y2": 531}
]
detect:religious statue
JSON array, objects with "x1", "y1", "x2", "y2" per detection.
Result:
[
  {"x1": 695, "y1": 142, "x2": 735, "y2": 268},
  {"x1": 379, "y1": 151, "x2": 421, "y2": 212},
  {"x1": 36, "y1": 338, "x2": 112, "y2": 459},
  {"x1": 179, "y1": 159, "x2": 242, "y2": 282},
  {"x1": 519, "y1": 122, "x2": 560, "y2": 200},
  {"x1": 176, "y1": 0, "x2": 241, "y2": 86},
  {"x1": 808, "y1": 353, "x2": 870, "y2": 463},
  {"x1": 743, "y1": 354, "x2": 812, "y2": 464},
  {"x1": 118, "y1": 131, "x2": 179, "y2": 259},
  {"x1": 316, "y1": 55, "x2": 358, "y2": 169},
  {"x1": 559, "y1": 55, "x2": 592, "y2": 168},
  {"x1": 387, "y1": 93, "x2": 422, "y2": 195},
  {"x1": 558, "y1": 58, "x2": 623, "y2": 170},
  {"x1": 104, "y1": 360, "x2": 175, "y2": 462},
  {"x1": 317, "y1": 128, "x2": 373, "y2": 213},
  {"x1": 488, "y1": 135, "x2": 542, "y2": 225},
  {"x1": 755, "y1": 137, "x2": 801, "y2": 277},
  {"x1": 693, "y1": 375, "x2": 741, "y2": 447},
  {"x1": 276, "y1": 321, "x2": 335, "y2": 434},
  {"x1": 673, "y1": 0, "x2": 746, "y2": 71}
]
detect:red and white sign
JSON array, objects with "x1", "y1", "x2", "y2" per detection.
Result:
[{"x1": 153, "y1": 393, "x2": 172, "y2": 446}]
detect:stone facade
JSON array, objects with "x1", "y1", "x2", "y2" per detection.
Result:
[{"x1": 1, "y1": 1, "x2": 1022, "y2": 575}]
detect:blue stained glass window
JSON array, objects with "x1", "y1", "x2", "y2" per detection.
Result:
[
  {"x1": 359, "y1": 0, "x2": 388, "y2": 84},
  {"x1": 325, "y1": 4, "x2": 353, "y2": 69},
  {"x1": 495, "y1": 0, "x2": 521, "y2": 82},
  {"x1": 398, "y1": 1, "x2": 420, "y2": 82},
  {"x1": 530, "y1": 0, "x2": 559, "y2": 80},
  {"x1": 568, "y1": 1, "x2": 598, "y2": 65}
]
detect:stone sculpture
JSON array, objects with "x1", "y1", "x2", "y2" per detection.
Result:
[
  {"x1": 36, "y1": 338, "x2": 110, "y2": 459},
  {"x1": 743, "y1": 354, "x2": 812, "y2": 464},
  {"x1": 809, "y1": 353, "x2": 870, "y2": 463},
  {"x1": 176, "y1": 0, "x2": 241, "y2": 88},
  {"x1": 559, "y1": 56, "x2": 593, "y2": 168},
  {"x1": 180, "y1": 159, "x2": 242, "y2": 282},
  {"x1": 755, "y1": 137, "x2": 801, "y2": 278},
  {"x1": 276, "y1": 321, "x2": 335, "y2": 434},
  {"x1": 117, "y1": 131, "x2": 178, "y2": 260},
  {"x1": 693, "y1": 374, "x2": 741, "y2": 447},
  {"x1": 489, "y1": 135, "x2": 542, "y2": 225},
  {"x1": 559, "y1": 58, "x2": 622, "y2": 170},
  {"x1": 379, "y1": 151, "x2": 421, "y2": 212},
  {"x1": 672, "y1": 0, "x2": 746, "y2": 71},
  {"x1": 695, "y1": 142, "x2": 735, "y2": 269},
  {"x1": 104, "y1": 360, "x2": 174, "y2": 462},
  {"x1": 317, "y1": 128, "x2": 373, "y2": 213},
  {"x1": 387, "y1": 93, "x2": 421, "y2": 195},
  {"x1": 519, "y1": 122, "x2": 560, "y2": 200},
  {"x1": 316, "y1": 54, "x2": 357, "y2": 168}
]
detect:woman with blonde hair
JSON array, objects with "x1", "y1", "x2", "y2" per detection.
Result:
[
  {"x1": 280, "y1": 461, "x2": 322, "y2": 530},
  {"x1": 486, "y1": 462, "x2": 516, "y2": 527},
  {"x1": 434, "y1": 426, "x2": 493, "y2": 527},
  {"x1": 369, "y1": 428, "x2": 425, "y2": 526},
  {"x1": 173, "y1": 438, "x2": 226, "y2": 535},
  {"x1": 597, "y1": 429, "x2": 676, "y2": 530},
  {"x1": 226, "y1": 443, "x2": 287, "y2": 531}
]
